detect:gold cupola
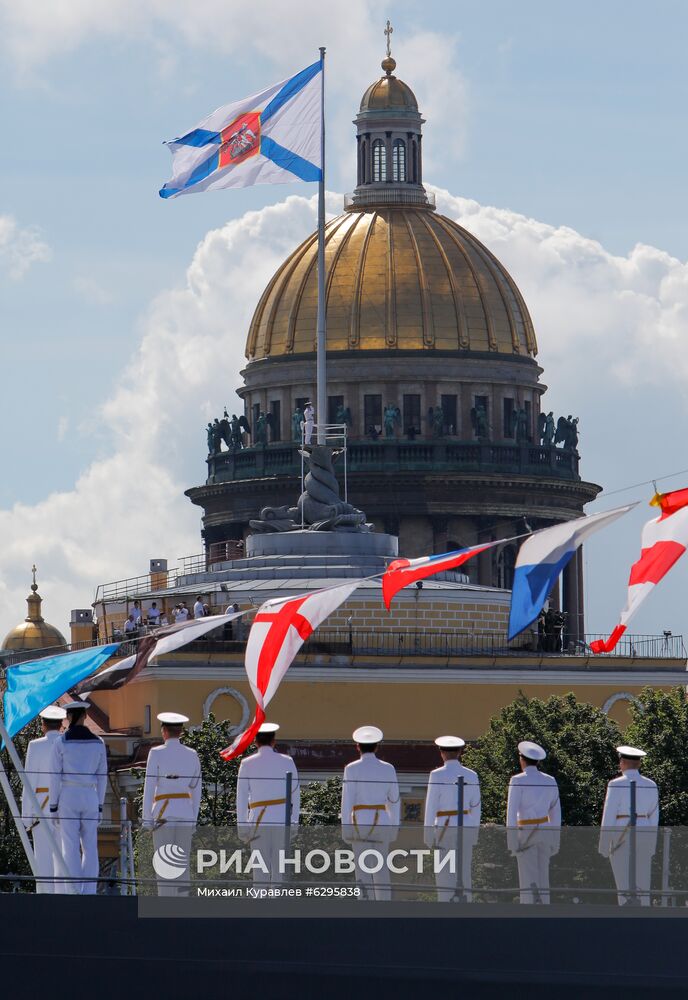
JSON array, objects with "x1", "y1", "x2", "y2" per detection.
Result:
[
  {"x1": 245, "y1": 24, "x2": 537, "y2": 362},
  {"x1": 2, "y1": 566, "x2": 67, "y2": 653}
]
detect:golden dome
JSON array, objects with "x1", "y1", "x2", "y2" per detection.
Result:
[
  {"x1": 359, "y1": 63, "x2": 418, "y2": 112},
  {"x1": 2, "y1": 567, "x2": 67, "y2": 653},
  {"x1": 246, "y1": 208, "x2": 538, "y2": 359}
]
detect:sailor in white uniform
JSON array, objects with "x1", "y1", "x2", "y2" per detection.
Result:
[
  {"x1": 302, "y1": 402, "x2": 315, "y2": 445},
  {"x1": 142, "y1": 712, "x2": 202, "y2": 897},
  {"x1": 236, "y1": 722, "x2": 300, "y2": 885},
  {"x1": 48, "y1": 701, "x2": 107, "y2": 895},
  {"x1": 506, "y1": 741, "x2": 561, "y2": 904},
  {"x1": 21, "y1": 705, "x2": 66, "y2": 894},
  {"x1": 341, "y1": 726, "x2": 400, "y2": 901},
  {"x1": 599, "y1": 745, "x2": 659, "y2": 906},
  {"x1": 424, "y1": 735, "x2": 481, "y2": 902}
]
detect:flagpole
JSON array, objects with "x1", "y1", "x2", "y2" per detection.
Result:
[
  {"x1": 0, "y1": 713, "x2": 73, "y2": 892},
  {"x1": 0, "y1": 748, "x2": 38, "y2": 878},
  {"x1": 316, "y1": 46, "x2": 327, "y2": 445}
]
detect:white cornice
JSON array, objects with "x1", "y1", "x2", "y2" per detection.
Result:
[{"x1": 132, "y1": 664, "x2": 687, "y2": 686}]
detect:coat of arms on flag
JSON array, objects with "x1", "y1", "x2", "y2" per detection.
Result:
[{"x1": 219, "y1": 112, "x2": 261, "y2": 167}]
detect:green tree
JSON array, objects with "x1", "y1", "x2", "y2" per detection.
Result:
[
  {"x1": 463, "y1": 692, "x2": 621, "y2": 825},
  {"x1": 300, "y1": 776, "x2": 342, "y2": 825},
  {"x1": 624, "y1": 686, "x2": 688, "y2": 825}
]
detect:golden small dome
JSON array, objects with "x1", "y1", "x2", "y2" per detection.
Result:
[
  {"x1": 2, "y1": 566, "x2": 67, "y2": 653},
  {"x1": 246, "y1": 209, "x2": 537, "y2": 359},
  {"x1": 359, "y1": 70, "x2": 418, "y2": 112}
]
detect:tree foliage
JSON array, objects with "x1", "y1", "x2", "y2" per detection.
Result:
[
  {"x1": 624, "y1": 686, "x2": 688, "y2": 825},
  {"x1": 300, "y1": 777, "x2": 342, "y2": 826},
  {"x1": 463, "y1": 692, "x2": 621, "y2": 825}
]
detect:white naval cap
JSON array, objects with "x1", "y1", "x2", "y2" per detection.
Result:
[
  {"x1": 353, "y1": 725, "x2": 383, "y2": 744},
  {"x1": 39, "y1": 705, "x2": 66, "y2": 721},
  {"x1": 258, "y1": 722, "x2": 280, "y2": 734},
  {"x1": 63, "y1": 700, "x2": 89, "y2": 712},
  {"x1": 518, "y1": 740, "x2": 547, "y2": 761},
  {"x1": 435, "y1": 735, "x2": 466, "y2": 749},
  {"x1": 616, "y1": 745, "x2": 647, "y2": 760},
  {"x1": 157, "y1": 712, "x2": 189, "y2": 725}
]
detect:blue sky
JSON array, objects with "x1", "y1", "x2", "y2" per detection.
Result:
[{"x1": 1, "y1": 0, "x2": 687, "y2": 640}]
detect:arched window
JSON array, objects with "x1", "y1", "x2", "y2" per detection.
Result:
[
  {"x1": 495, "y1": 545, "x2": 517, "y2": 590},
  {"x1": 372, "y1": 139, "x2": 386, "y2": 182},
  {"x1": 392, "y1": 140, "x2": 406, "y2": 182}
]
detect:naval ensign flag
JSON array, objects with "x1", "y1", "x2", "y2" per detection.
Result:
[{"x1": 160, "y1": 60, "x2": 323, "y2": 198}]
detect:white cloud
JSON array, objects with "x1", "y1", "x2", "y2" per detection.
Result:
[
  {"x1": 0, "y1": 214, "x2": 51, "y2": 280},
  {"x1": 431, "y1": 187, "x2": 688, "y2": 389},
  {"x1": 0, "y1": 2, "x2": 468, "y2": 179},
  {"x1": 2, "y1": 187, "x2": 688, "y2": 642}
]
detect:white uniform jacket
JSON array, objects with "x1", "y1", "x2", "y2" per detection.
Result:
[
  {"x1": 423, "y1": 760, "x2": 481, "y2": 847},
  {"x1": 341, "y1": 753, "x2": 400, "y2": 843},
  {"x1": 506, "y1": 766, "x2": 561, "y2": 854},
  {"x1": 142, "y1": 739, "x2": 202, "y2": 825},
  {"x1": 22, "y1": 731, "x2": 62, "y2": 827},
  {"x1": 599, "y1": 771, "x2": 659, "y2": 858},
  {"x1": 48, "y1": 729, "x2": 107, "y2": 810},
  {"x1": 236, "y1": 746, "x2": 300, "y2": 839}
]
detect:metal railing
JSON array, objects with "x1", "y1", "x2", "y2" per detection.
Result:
[
  {"x1": 184, "y1": 628, "x2": 687, "y2": 660},
  {"x1": 343, "y1": 188, "x2": 436, "y2": 210},
  {"x1": 206, "y1": 439, "x2": 581, "y2": 485},
  {"x1": 2, "y1": 628, "x2": 685, "y2": 669},
  {"x1": 1, "y1": 767, "x2": 683, "y2": 906}
]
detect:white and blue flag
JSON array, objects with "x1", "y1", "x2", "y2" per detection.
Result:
[
  {"x1": 160, "y1": 59, "x2": 322, "y2": 199},
  {"x1": 507, "y1": 504, "x2": 637, "y2": 641}
]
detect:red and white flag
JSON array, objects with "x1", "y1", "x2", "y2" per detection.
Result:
[
  {"x1": 591, "y1": 488, "x2": 688, "y2": 653},
  {"x1": 220, "y1": 582, "x2": 361, "y2": 760}
]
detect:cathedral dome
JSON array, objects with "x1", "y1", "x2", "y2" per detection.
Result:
[
  {"x1": 2, "y1": 568, "x2": 67, "y2": 653},
  {"x1": 246, "y1": 207, "x2": 538, "y2": 359},
  {"x1": 359, "y1": 59, "x2": 419, "y2": 112}
]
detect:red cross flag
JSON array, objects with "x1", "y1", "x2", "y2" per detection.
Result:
[
  {"x1": 220, "y1": 582, "x2": 361, "y2": 760},
  {"x1": 591, "y1": 488, "x2": 688, "y2": 653}
]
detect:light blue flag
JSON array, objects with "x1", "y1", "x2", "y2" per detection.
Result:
[{"x1": 2, "y1": 644, "x2": 119, "y2": 739}]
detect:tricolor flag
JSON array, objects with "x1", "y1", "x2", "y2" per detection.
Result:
[
  {"x1": 508, "y1": 504, "x2": 637, "y2": 641},
  {"x1": 382, "y1": 541, "x2": 506, "y2": 610},
  {"x1": 76, "y1": 612, "x2": 244, "y2": 694},
  {"x1": 160, "y1": 60, "x2": 322, "y2": 199},
  {"x1": 221, "y1": 582, "x2": 361, "y2": 761},
  {"x1": 591, "y1": 489, "x2": 688, "y2": 654}
]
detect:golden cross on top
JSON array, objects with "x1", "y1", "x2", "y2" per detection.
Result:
[{"x1": 384, "y1": 19, "x2": 393, "y2": 58}]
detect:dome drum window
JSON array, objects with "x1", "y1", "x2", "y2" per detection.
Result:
[
  {"x1": 392, "y1": 140, "x2": 406, "y2": 182},
  {"x1": 372, "y1": 140, "x2": 386, "y2": 183}
]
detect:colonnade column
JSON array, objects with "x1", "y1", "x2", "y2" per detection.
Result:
[{"x1": 562, "y1": 549, "x2": 583, "y2": 647}]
